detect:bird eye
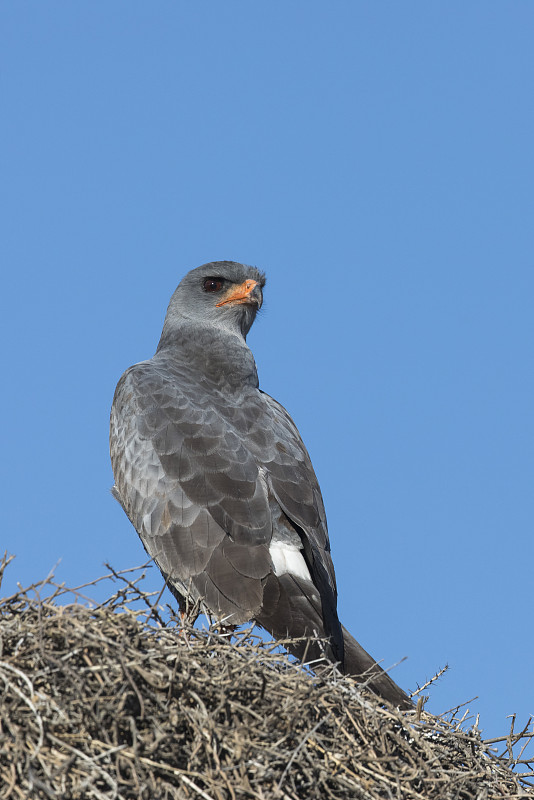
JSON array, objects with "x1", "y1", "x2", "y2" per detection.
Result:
[{"x1": 203, "y1": 277, "x2": 224, "y2": 293}]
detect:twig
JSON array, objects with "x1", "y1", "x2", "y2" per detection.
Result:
[
  {"x1": 277, "y1": 714, "x2": 330, "y2": 790},
  {"x1": 410, "y1": 665, "x2": 449, "y2": 697}
]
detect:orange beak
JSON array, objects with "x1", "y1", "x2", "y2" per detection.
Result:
[{"x1": 215, "y1": 279, "x2": 261, "y2": 308}]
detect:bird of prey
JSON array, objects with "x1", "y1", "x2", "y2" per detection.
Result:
[{"x1": 110, "y1": 261, "x2": 411, "y2": 708}]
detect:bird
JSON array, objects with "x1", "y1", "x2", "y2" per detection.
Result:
[{"x1": 110, "y1": 261, "x2": 411, "y2": 708}]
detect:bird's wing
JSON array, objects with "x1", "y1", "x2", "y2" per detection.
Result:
[
  {"x1": 110, "y1": 360, "x2": 341, "y2": 652},
  {"x1": 254, "y1": 391, "x2": 342, "y2": 653},
  {"x1": 110, "y1": 360, "x2": 272, "y2": 623},
  {"x1": 257, "y1": 391, "x2": 332, "y2": 557}
]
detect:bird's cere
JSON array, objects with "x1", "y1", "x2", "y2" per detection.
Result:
[{"x1": 215, "y1": 279, "x2": 262, "y2": 308}]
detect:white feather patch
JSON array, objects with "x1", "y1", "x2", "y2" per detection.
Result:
[{"x1": 269, "y1": 542, "x2": 311, "y2": 582}]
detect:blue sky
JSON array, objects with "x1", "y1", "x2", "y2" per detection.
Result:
[{"x1": 2, "y1": 2, "x2": 533, "y2": 748}]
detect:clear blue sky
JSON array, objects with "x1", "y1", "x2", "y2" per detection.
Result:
[{"x1": 2, "y1": 3, "x2": 533, "y2": 747}]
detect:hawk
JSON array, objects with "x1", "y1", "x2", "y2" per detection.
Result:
[{"x1": 110, "y1": 261, "x2": 411, "y2": 708}]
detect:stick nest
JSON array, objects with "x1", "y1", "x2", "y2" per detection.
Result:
[{"x1": 0, "y1": 557, "x2": 532, "y2": 800}]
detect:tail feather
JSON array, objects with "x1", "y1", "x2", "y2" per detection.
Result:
[
  {"x1": 258, "y1": 573, "x2": 412, "y2": 709},
  {"x1": 257, "y1": 572, "x2": 339, "y2": 664},
  {"x1": 341, "y1": 624, "x2": 412, "y2": 709}
]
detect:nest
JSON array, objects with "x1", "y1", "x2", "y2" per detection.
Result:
[{"x1": 0, "y1": 556, "x2": 532, "y2": 800}]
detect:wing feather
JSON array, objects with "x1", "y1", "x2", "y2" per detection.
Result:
[{"x1": 110, "y1": 357, "x2": 340, "y2": 647}]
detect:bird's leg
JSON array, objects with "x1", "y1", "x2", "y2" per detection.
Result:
[{"x1": 175, "y1": 593, "x2": 201, "y2": 641}]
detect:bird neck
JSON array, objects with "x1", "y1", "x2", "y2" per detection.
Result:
[{"x1": 156, "y1": 322, "x2": 260, "y2": 391}]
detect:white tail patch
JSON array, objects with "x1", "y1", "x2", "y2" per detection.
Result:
[{"x1": 269, "y1": 542, "x2": 311, "y2": 582}]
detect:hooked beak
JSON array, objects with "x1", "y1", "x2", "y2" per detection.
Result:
[{"x1": 215, "y1": 279, "x2": 262, "y2": 309}]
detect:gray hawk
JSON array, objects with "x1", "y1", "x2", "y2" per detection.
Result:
[{"x1": 110, "y1": 261, "x2": 411, "y2": 708}]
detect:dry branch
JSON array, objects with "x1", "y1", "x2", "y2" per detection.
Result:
[{"x1": 0, "y1": 557, "x2": 532, "y2": 799}]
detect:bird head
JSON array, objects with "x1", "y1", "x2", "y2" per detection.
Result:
[{"x1": 158, "y1": 262, "x2": 266, "y2": 349}]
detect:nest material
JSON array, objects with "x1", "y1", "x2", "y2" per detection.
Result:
[{"x1": 0, "y1": 558, "x2": 532, "y2": 800}]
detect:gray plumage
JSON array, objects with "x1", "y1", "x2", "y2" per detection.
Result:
[{"x1": 110, "y1": 261, "x2": 411, "y2": 708}]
